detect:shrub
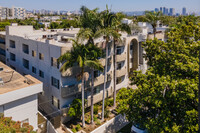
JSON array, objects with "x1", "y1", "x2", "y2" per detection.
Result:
[
  {"x1": 94, "y1": 105, "x2": 98, "y2": 115},
  {"x1": 96, "y1": 119, "x2": 101, "y2": 125},
  {"x1": 94, "y1": 116, "x2": 97, "y2": 122},
  {"x1": 108, "y1": 99, "x2": 114, "y2": 107},
  {"x1": 76, "y1": 124, "x2": 81, "y2": 131},
  {"x1": 72, "y1": 128, "x2": 77, "y2": 133},
  {"x1": 104, "y1": 108, "x2": 110, "y2": 118}
]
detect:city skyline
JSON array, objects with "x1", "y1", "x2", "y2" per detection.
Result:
[{"x1": 0, "y1": 0, "x2": 200, "y2": 13}]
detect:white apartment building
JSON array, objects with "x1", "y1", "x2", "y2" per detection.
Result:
[
  {"x1": 0, "y1": 6, "x2": 26, "y2": 20},
  {"x1": 12, "y1": 6, "x2": 26, "y2": 19},
  {"x1": 4, "y1": 23, "x2": 150, "y2": 122},
  {"x1": 0, "y1": 62, "x2": 43, "y2": 130}
]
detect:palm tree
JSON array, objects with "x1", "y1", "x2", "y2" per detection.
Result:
[
  {"x1": 87, "y1": 44, "x2": 104, "y2": 124},
  {"x1": 77, "y1": 6, "x2": 103, "y2": 125},
  {"x1": 143, "y1": 11, "x2": 162, "y2": 39},
  {"x1": 97, "y1": 6, "x2": 121, "y2": 121},
  {"x1": 112, "y1": 13, "x2": 131, "y2": 108},
  {"x1": 58, "y1": 40, "x2": 103, "y2": 127}
]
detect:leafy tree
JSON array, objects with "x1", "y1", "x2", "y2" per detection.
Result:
[
  {"x1": 49, "y1": 22, "x2": 60, "y2": 29},
  {"x1": 58, "y1": 40, "x2": 103, "y2": 127},
  {"x1": 117, "y1": 19, "x2": 200, "y2": 132},
  {"x1": 0, "y1": 114, "x2": 35, "y2": 133},
  {"x1": 68, "y1": 99, "x2": 83, "y2": 119},
  {"x1": 0, "y1": 22, "x2": 10, "y2": 31}
]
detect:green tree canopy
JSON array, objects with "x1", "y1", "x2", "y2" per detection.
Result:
[
  {"x1": 0, "y1": 114, "x2": 35, "y2": 133},
  {"x1": 117, "y1": 17, "x2": 200, "y2": 132}
]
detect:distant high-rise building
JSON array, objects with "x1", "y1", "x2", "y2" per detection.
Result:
[
  {"x1": 155, "y1": 8, "x2": 159, "y2": 12},
  {"x1": 169, "y1": 8, "x2": 175, "y2": 16},
  {"x1": 182, "y1": 7, "x2": 187, "y2": 16},
  {"x1": 163, "y1": 7, "x2": 166, "y2": 15},
  {"x1": 165, "y1": 8, "x2": 169, "y2": 15},
  {"x1": 160, "y1": 7, "x2": 163, "y2": 13}
]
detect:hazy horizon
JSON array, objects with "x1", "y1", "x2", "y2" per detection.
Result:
[{"x1": 0, "y1": 0, "x2": 200, "y2": 13}]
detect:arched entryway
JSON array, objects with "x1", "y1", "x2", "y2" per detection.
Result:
[{"x1": 128, "y1": 39, "x2": 139, "y2": 76}]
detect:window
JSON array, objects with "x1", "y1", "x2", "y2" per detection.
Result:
[
  {"x1": 94, "y1": 86, "x2": 100, "y2": 95},
  {"x1": 52, "y1": 96, "x2": 60, "y2": 109},
  {"x1": 23, "y1": 59, "x2": 29, "y2": 69},
  {"x1": 107, "y1": 57, "x2": 111, "y2": 66},
  {"x1": 130, "y1": 44, "x2": 133, "y2": 50},
  {"x1": 22, "y1": 44, "x2": 29, "y2": 54},
  {"x1": 51, "y1": 77, "x2": 59, "y2": 89},
  {"x1": 9, "y1": 52, "x2": 15, "y2": 61},
  {"x1": 0, "y1": 48, "x2": 5, "y2": 56},
  {"x1": 51, "y1": 57, "x2": 59, "y2": 68},
  {"x1": 39, "y1": 53, "x2": 44, "y2": 60},
  {"x1": 32, "y1": 67, "x2": 36, "y2": 74},
  {"x1": 117, "y1": 62, "x2": 122, "y2": 70},
  {"x1": 94, "y1": 70, "x2": 100, "y2": 78},
  {"x1": 139, "y1": 42, "x2": 144, "y2": 65},
  {"x1": 117, "y1": 76, "x2": 123, "y2": 84},
  {"x1": 117, "y1": 46, "x2": 122, "y2": 55},
  {"x1": 32, "y1": 50, "x2": 36, "y2": 57},
  {"x1": 39, "y1": 70, "x2": 44, "y2": 78},
  {"x1": 10, "y1": 40, "x2": 15, "y2": 48}
]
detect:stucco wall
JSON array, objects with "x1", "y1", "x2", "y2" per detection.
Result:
[{"x1": 3, "y1": 94, "x2": 38, "y2": 130}]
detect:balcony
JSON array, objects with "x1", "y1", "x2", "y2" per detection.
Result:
[
  {"x1": 116, "y1": 53, "x2": 126, "y2": 62},
  {"x1": 116, "y1": 67, "x2": 126, "y2": 77},
  {"x1": 93, "y1": 72, "x2": 112, "y2": 87},
  {"x1": 86, "y1": 87, "x2": 113, "y2": 107},
  {"x1": 94, "y1": 75, "x2": 104, "y2": 87},
  {"x1": 61, "y1": 81, "x2": 91, "y2": 98},
  {"x1": 61, "y1": 66, "x2": 81, "y2": 77},
  {"x1": 61, "y1": 84, "x2": 81, "y2": 98}
]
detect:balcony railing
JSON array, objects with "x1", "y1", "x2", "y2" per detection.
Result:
[
  {"x1": 61, "y1": 81, "x2": 91, "y2": 98},
  {"x1": 116, "y1": 67, "x2": 126, "y2": 77},
  {"x1": 86, "y1": 87, "x2": 113, "y2": 107},
  {"x1": 116, "y1": 53, "x2": 126, "y2": 62}
]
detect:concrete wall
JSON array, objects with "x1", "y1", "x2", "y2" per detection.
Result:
[
  {"x1": 3, "y1": 94, "x2": 38, "y2": 130},
  {"x1": 91, "y1": 114, "x2": 129, "y2": 133}
]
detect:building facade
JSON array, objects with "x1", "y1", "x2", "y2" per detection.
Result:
[
  {"x1": 0, "y1": 6, "x2": 26, "y2": 20},
  {"x1": 4, "y1": 22, "x2": 153, "y2": 122},
  {"x1": 0, "y1": 62, "x2": 43, "y2": 130}
]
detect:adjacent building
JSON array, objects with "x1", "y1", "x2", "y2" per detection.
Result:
[
  {"x1": 0, "y1": 62, "x2": 43, "y2": 130},
  {"x1": 0, "y1": 6, "x2": 26, "y2": 20}
]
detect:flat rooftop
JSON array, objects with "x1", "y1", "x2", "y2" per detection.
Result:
[{"x1": 0, "y1": 62, "x2": 42, "y2": 94}]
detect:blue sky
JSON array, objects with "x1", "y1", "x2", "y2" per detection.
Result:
[{"x1": 0, "y1": 0, "x2": 199, "y2": 13}]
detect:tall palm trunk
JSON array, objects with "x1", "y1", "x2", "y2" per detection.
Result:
[
  {"x1": 153, "y1": 27, "x2": 156, "y2": 39},
  {"x1": 102, "y1": 41, "x2": 108, "y2": 121},
  {"x1": 91, "y1": 69, "x2": 94, "y2": 124},
  {"x1": 81, "y1": 68, "x2": 85, "y2": 127},
  {"x1": 113, "y1": 40, "x2": 117, "y2": 107}
]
